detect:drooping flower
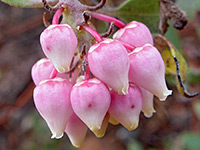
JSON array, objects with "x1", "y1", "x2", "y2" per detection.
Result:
[
  {"x1": 140, "y1": 87, "x2": 156, "y2": 118},
  {"x1": 113, "y1": 21, "x2": 153, "y2": 48},
  {"x1": 70, "y1": 78, "x2": 111, "y2": 132},
  {"x1": 88, "y1": 39, "x2": 130, "y2": 94},
  {"x1": 33, "y1": 77, "x2": 73, "y2": 139},
  {"x1": 109, "y1": 83, "x2": 143, "y2": 131},
  {"x1": 92, "y1": 113, "x2": 110, "y2": 138},
  {"x1": 129, "y1": 44, "x2": 172, "y2": 101},
  {"x1": 65, "y1": 113, "x2": 88, "y2": 148},
  {"x1": 40, "y1": 24, "x2": 78, "y2": 73},
  {"x1": 31, "y1": 58, "x2": 69, "y2": 85}
]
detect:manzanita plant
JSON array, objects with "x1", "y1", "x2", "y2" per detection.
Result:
[{"x1": 2, "y1": 0, "x2": 199, "y2": 148}]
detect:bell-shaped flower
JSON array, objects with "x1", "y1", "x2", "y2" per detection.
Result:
[
  {"x1": 140, "y1": 87, "x2": 156, "y2": 118},
  {"x1": 129, "y1": 44, "x2": 172, "y2": 101},
  {"x1": 70, "y1": 78, "x2": 111, "y2": 132},
  {"x1": 33, "y1": 77, "x2": 73, "y2": 139},
  {"x1": 31, "y1": 58, "x2": 69, "y2": 85},
  {"x1": 92, "y1": 113, "x2": 109, "y2": 138},
  {"x1": 40, "y1": 24, "x2": 78, "y2": 73},
  {"x1": 65, "y1": 113, "x2": 88, "y2": 148},
  {"x1": 109, "y1": 83, "x2": 143, "y2": 131},
  {"x1": 88, "y1": 39, "x2": 130, "y2": 94},
  {"x1": 109, "y1": 115, "x2": 119, "y2": 125},
  {"x1": 113, "y1": 21, "x2": 153, "y2": 47}
]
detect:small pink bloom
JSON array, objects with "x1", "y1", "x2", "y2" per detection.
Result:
[
  {"x1": 140, "y1": 87, "x2": 156, "y2": 118},
  {"x1": 129, "y1": 44, "x2": 172, "y2": 101},
  {"x1": 92, "y1": 113, "x2": 109, "y2": 138},
  {"x1": 113, "y1": 21, "x2": 153, "y2": 47},
  {"x1": 33, "y1": 78, "x2": 73, "y2": 139},
  {"x1": 65, "y1": 113, "x2": 88, "y2": 148},
  {"x1": 31, "y1": 58, "x2": 69, "y2": 85},
  {"x1": 40, "y1": 24, "x2": 77, "y2": 73},
  {"x1": 109, "y1": 83, "x2": 143, "y2": 131},
  {"x1": 70, "y1": 78, "x2": 111, "y2": 132},
  {"x1": 88, "y1": 39, "x2": 130, "y2": 94}
]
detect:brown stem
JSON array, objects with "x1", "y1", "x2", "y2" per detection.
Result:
[
  {"x1": 42, "y1": 0, "x2": 63, "y2": 12},
  {"x1": 43, "y1": 12, "x2": 51, "y2": 27},
  {"x1": 87, "y1": 0, "x2": 106, "y2": 11},
  {"x1": 100, "y1": 22, "x2": 114, "y2": 38}
]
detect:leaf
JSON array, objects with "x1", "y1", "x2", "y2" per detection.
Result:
[
  {"x1": 115, "y1": 0, "x2": 160, "y2": 33},
  {"x1": 1, "y1": 0, "x2": 58, "y2": 7},
  {"x1": 153, "y1": 34, "x2": 199, "y2": 98},
  {"x1": 159, "y1": 0, "x2": 187, "y2": 35},
  {"x1": 181, "y1": 132, "x2": 200, "y2": 150}
]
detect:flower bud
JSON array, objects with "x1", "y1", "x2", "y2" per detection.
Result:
[
  {"x1": 33, "y1": 78, "x2": 73, "y2": 139},
  {"x1": 140, "y1": 87, "x2": 156, "y2": 118},
  {"x1": 31, "y1": 58, "x2": 69, "y2": 85},
  {"x1": 109, "y1": 83, "x2": 143, "y2": 131},
  {"x1": 70, "y1": 78, "x2": 111, "y2": 132},
  {"x1": 92, "y1": 113, "x2": 109, "y2": 138},
  {"x1": 40, "y1": 24, "x2": 78, "y2": 73},
  {"x1": 129, "y1": 44, "x2": 172, "y2": 101},
  {"x1": 88, "y1": 39, "x2": 130, "y2": 94},
  {"x1": 113, "y1": 21, "x2": 153, "y2": 47},
  {"x1": 65, "y1": 113, "x2": 88, "y2": 148}
]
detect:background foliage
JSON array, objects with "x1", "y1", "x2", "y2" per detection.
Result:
[{"x1": 0, "y1": 0, "x2": 199, "y2": 149}]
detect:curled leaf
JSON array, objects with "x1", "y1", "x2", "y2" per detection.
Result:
[
  {"x1": 159, "y1": 0, "x2": 188, "y2": 34},
  {"x1": 153, "y1": 34, "x2": 199, "y2": 98}
]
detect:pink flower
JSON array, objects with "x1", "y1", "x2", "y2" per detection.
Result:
[
  {"x1": 40, "y1": 24, "x2": 77, "y2": 73},
  {"x1": 70, "y1": 78, "x2": 111, "y2": 132},
  {"x1": 140, "y1": 87, "x2": 156, "y2": 118},
  {"x1": 129, "y1": 44, "x2": 172, "y2": 101},
  {"x1": 33, "y1": 78, "x2": 73, "y2": 139},
  {"x1": 31, "y1": 58, "x2": 69, "y2": 85},
  {"x1": 65, "y1": 113, "x2": 88, "y2": 148},
  {"x1": 113, "y1": 21, "x2": 153, "y2": 47},
  {"x1": 109, "y1": 83, "x2": 143, "y2": 131},
  {"x1": 88, "y1": 39, "x2": 130, "y2": 94},
  {"x1": 92, "y1": 113, "x2": 109, "y2": 138}
]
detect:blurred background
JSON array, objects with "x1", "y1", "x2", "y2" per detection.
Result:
[{"x1": 0, "y1": 0, "x2": 200, "y2": 150}]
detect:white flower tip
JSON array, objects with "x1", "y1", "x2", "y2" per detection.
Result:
[
  {"x1": 51, "y1": 132, "x2": 64, "y2": 139},
  {"x1": 159, "y1": 90, "x2": 173, "y2": 101},
  {"x1": 89, "y1": 125, "x2": 101, "y2": 132},
  {"x1": 109, "y1": 117, "x2": 119, "y2": 125},
  {"x1": 143, "y1": 108, "x2": 156, "y2": 118},
  {"x1": 120, "y1": 84, "x2": 129, "y2": 95},
  {"x1": 57, "y1": 66, "x2": 67, "y2": 73},
  {"x1": 71, "y1": 142, "x2": 83, "y2": 148},
  {"x1": 94, "y1": 130, "x2": 106, "y2": 138},
  {"x1": 127, "y1": 122, "x2": 138, "y2": 131}
]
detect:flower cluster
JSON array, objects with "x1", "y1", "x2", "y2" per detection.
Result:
[{"x1": 31, "y1": 2, "x2": 172, "y2": 148}]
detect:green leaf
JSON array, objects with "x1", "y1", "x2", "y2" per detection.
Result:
[
  {"x1": 181, "y1": 132, "x2": 200, "y2": 150},
  {"x1": 1, "y1": 0, "x2": 58, "y2": 7},
  {"x1": 127, "y1": 140, "x2": 143, "y2": 150},
  {"x1": 177, "y1": 0, "x2": 200, "y2": 20},
  {"x1": 154, "y1": 34, "x2": 198, "y2": 98},
  {"x1": 115, "y1": 0, "x2": 160, "y2": 33}
]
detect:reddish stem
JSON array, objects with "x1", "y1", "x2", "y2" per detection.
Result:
[
  {"x1": 84, "y1": 67, "x2": 91, "y2": 80},
  {"x1": 90, "y1": 12, "x2": 126, "y2": 28},
  {"x1": 50, "y1": 68, "x2": 58, "y2": 78},
  {"x1": 52, "y1": 7, "x2": 64, "y2": 25},
  {"x1": 82, "y1": 25, "x2": 103, "y2": 43},
  {"x1": 118, "y1": 40, "x2": 135, "y2": 52}
]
